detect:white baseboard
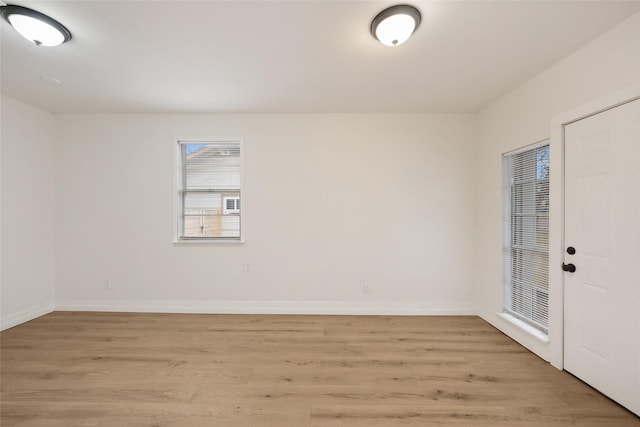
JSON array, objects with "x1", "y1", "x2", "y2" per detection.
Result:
[
  {"x1": 55, "y1": 300, "x2": 477, "y2": 316},
  {"x1": 1, "y1": 303, "x2": 54, "y2": 331},
  {"x1": 479, "y1": 310, "x2": 550, "y2": 362}
]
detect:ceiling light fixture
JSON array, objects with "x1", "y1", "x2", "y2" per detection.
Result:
[
  {"x1": 1, "y1": 4, "x2": 71, "y2": 46},
  {"x1": 371, "y1": 4, "x2": 421, "y2": 47}
]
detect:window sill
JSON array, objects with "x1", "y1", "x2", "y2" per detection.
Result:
[
  {"x1": 173, "y1": 239, "x2": 244, "y2": 245},
  {"x1": 497, "y1": 312, "x2": 549, "y2": 344}
]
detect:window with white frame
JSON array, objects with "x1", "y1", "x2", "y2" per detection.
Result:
[
  {"x1": 502, "y1": 142, "x2": 550, "y2": 332},
  {"x1": 223, "y1": 196, "x2": 240, "y2": 214},
  {"x1": 176, "y1": 139, "x2": 242, "y2": 241}
]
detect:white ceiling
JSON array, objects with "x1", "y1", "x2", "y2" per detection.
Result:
[{"x1": 2, "y1": 0, "x2": 640, "y2": 114}]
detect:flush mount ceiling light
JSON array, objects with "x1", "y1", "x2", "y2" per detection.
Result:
[
  {"x1": 1, "y1": 4, "x2": 71, "y2": 46},
  {"x1": 371, "y1": 4, "x2": 421, "y2": 47}
]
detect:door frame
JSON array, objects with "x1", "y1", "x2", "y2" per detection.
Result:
[{"x1": 548, "y1": 83, "x2": 640, "y2": 369}]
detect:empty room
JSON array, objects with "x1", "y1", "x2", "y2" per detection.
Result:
[{"x1": 1, "y1": 0, "x2": 639, "y2": 425}]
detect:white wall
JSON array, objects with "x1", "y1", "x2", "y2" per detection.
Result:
[
  {"x1": 54, "y1": 113, "x2": 478, "y2": 314},
  {"x1": 1, "y1": 96, "x2": 56, "y2": 330},
  {"x1": 11, "y1": 9, "x2": 639, "y2": 342},
  {"x1": 476, "y1": 11, "x2": 640, "y2": 364}
]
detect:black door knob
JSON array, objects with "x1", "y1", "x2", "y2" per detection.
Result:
[
  {"x1": 566, "y1": 246, "x2": 576, "y2": 255},
  {"x1": 562, "y1": 263, "x2": 576, "y2": 273}
]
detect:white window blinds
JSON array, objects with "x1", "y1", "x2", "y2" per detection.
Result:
[
  {"x1": 503, "y1": 143, "x2": 550, "y2": 331},
  {"x1": 177, "y1": 140, "x2": 242, "y2": 240}
]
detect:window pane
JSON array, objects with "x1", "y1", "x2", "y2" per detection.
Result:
[
  {"x1": 184, "y1": 144, "x2": 240, "y2": 190},
  {"x1": 178, "y1": 141, "x2": 241, "y2": 240},
  {"x1": 503, "y1": 143, "x2": 550, "y2": 332}
]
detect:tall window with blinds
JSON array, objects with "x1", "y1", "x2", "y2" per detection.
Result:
[
  {"x1": 177, "y1": 140, "x2": 242, "y2": 241},
  {"x1": 503, "y1": 143, "x2": 550, "y2": 332}
]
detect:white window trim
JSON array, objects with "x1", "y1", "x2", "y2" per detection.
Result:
[
  {"x1": 497, "y1": 312, "x2": 550, "y2": 344},
  {"x1": 503, "y1": 139, "x2": 549, "y2": 157},
  {"x1": 172, "y1": 137, "x2": 245, "y2": 244}
]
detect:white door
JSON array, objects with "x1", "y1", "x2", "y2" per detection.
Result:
[{"x1": 564, "y1": 98, "x2": 640, "y2": 416}]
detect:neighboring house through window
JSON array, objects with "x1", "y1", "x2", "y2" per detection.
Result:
[
  {"x1": 502, "y1": 142, "x2": 550, "y2": 332},
  {"x1": 176, "y1": 139, "x2": 242, "y2": 241}
]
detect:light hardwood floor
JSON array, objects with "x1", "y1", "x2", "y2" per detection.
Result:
[{"x1": 1, "y1": 312, "x2": 639, "y2": 426}]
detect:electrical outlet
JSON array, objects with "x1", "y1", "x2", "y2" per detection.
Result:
[
  {"x1": 243, "y1": 262, "x2": 251, "y2": 272},
  {"x1": 103, "y1": 280, "x2": 112, "y2": 289},
  {"x1": 363, "y1": 281, "x2": 371, "y2": 294}
]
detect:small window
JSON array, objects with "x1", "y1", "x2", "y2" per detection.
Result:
[
  {"x1": 224, "y1": 197, "x2": 240, "y2": 214},
  {"x1": 176, "y1": 139, "x2": 242, "y2": 241},
  {"x1": 502, "y1": 142, "x2": 550, "y2": 332}
]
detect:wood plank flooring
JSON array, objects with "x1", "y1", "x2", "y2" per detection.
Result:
[{"x1": 1, "y1": 312, "x2": 638, "y2": 426}]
